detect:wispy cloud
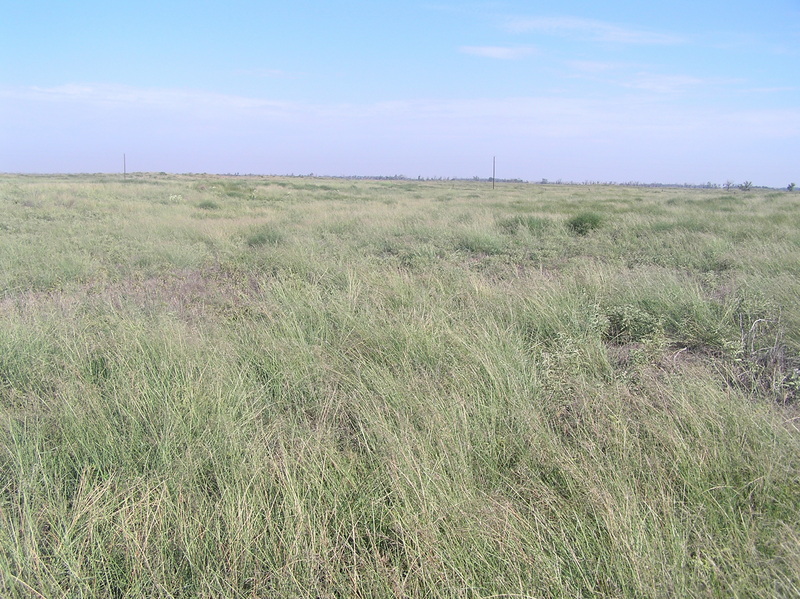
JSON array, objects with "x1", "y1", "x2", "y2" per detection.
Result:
[
  {"x1": 623, "y1": 74, "x2": 706, "y2": 94},
  {"x1": 565, "y1": 60, "x2": 631, "y2": 73},
  {"x1": 506, "y1": 17, "x2": 683, "y2": 45},
  {"x1": 5, "y1": 83, "x2": 796, "y2": 139},
  {"x1": 459, "y1": 45, "x2": 536, "y2": 59},
  {"x1": 10, "y1": 83, "x2": 296, "y2": 114},
  {"x1": 560, "y1": 61, "x2": 746, "y2": 96}
]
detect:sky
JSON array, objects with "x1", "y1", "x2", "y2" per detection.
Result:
[{"x1": 1, "y1": 0, "x2": 798, "y2": 186}]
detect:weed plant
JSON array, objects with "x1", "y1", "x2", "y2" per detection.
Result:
[{"x1": 1, "y1": 174, "x2": 799, "y2": 597}]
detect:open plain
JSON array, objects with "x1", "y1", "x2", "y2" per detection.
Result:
[{"x1": 1, "y1": 174, "x2": 799, "y2": 597}]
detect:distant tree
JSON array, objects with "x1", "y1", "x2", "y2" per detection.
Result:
[
  {"x1": 723, "y1": 180, "x2": 735, "y2": 190},
  {"x1": 739, "y1": 181, "x2": 753, "y2": 191},
  {"x1": 789, "y1": 183, "x2": 796, "y2": 191}
]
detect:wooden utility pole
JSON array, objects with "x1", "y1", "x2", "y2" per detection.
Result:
[
  {"x1": 492, "y1": 156, "x2": 496, "y2": 189},
  {"x1": 123, "y1": 154, "x2": 127, "y2": 179}
]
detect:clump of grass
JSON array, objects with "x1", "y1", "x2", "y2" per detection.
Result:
[
  {"x1": 497, "y1": 214, "x2": 551, "y2": 234},
  {"x1": 246, "y1": 223, "x2": 285, "y2": 247},
  {"x1": 567, "y1": 211, "x2": 603, "y2": 235},
  {"x1": 212, "y1": 179, "x2": 253, "y2": 198},
  {"x1": 196, "y1": 199, "x2": 220, "y2": 210},
  {"x1": 454, "y1": 230, "x2": 505, "y2": 254}
]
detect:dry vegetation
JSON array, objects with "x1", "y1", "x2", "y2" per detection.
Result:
[{"x1": 1, "y1": 173, "x2": 799, "y2": 597}]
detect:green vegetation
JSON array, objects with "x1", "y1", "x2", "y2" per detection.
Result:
[
  {"x1": 1, "y1": 174, "x2": 799, "y2": 598},
  {"x1": 566, "y1": 211, "x2": 603, "y2": 235}
]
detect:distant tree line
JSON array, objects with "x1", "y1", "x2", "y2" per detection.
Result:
[{"x1": 212, "y1": 172, "x2": 795, "y2": 190}]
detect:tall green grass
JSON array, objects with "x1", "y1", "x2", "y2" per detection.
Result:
[{"x1": 1, "y1": 174, "x2": 798, "y2": 597}]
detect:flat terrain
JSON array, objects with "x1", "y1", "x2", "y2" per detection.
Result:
[{"x1": 1, "y1": 174, "x2": 799, "y2": 597}]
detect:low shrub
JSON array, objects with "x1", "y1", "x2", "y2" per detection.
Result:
[{"x1": 604, "y1": 304, "x2": 663, "y2": 343}]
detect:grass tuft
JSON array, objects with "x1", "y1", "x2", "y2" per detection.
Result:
[
  {"x1": 567, "y1": 211, "x2": 603, "y2": 235},
  {"x1": 497, "y1": 214, "x2": 551, "y2": 234},
  {"x1": 245, "y1": 223, "x2": 286, "y2": 247},
  {"x1": 196, "y1": 199, "x2": 220, "y2": 210}
]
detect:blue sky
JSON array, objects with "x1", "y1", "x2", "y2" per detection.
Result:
[{"x1": 1, "y1": 0, "x2": 798, "y2": 186}]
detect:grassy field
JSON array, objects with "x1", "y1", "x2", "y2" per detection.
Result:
[{"x1": 1, "y1": 173, "x2": 799, "y2": 598}]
